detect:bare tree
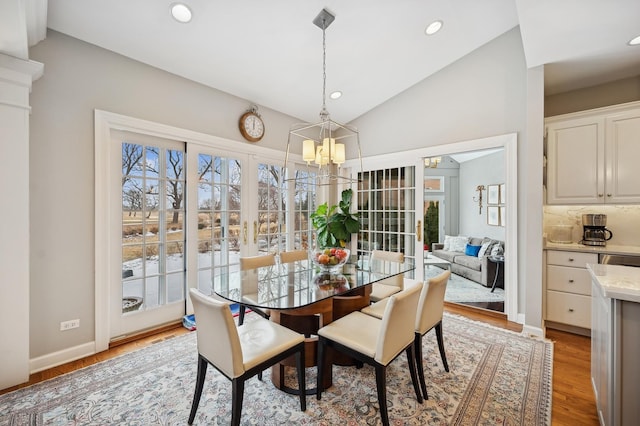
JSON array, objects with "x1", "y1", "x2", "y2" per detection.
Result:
[{"x1": 121, "y1": 143, "x2": 144, "y2": 186}]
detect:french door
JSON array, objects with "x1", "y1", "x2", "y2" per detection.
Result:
[
  {"x1": 112, "y1": 130, "x2": 187, "y2": 338},
  {"x1": 97, "y1": 110, "x2": 321, "y2": 347},
  {"x1": 356, "y1": 164, "x2": 423, "y2": 280}
]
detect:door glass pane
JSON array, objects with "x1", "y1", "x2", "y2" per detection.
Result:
[
  {"x1": 357, "y1": 166, "x2": 416, "y2": 277},
  {"x1": 197, "y1": 153, "x2": 242, "y2": 294},
  {"x1": 291, "y1": 169, "x2": 317, "y2": 250},
  {"x1": 257, "y1": 163, "x2": 284, "y2": 253},
  {"x1": 121, "y1": 143, "x2": 186, "y2": 314}
]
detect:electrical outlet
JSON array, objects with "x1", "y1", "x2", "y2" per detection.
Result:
[{"x1": 60, "y1": 319, "x2": 80, "y2": 331}]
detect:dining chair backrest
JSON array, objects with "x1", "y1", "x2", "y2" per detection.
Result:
[
  {"x1": 189, "y1": 289, "x2": 244, "y2": 378},
  {"x1": 376, "y1": 282, "x2": 422, "y2": 365},
  {"x1": 240, "y1": 253, "x2": 276, "y2": 270},
  {"x1": 370, "y1": 250, "x2": 405, "y2": 289},
  {"x1": 279, "y1": 250, "x2": 308, "y2": 264},
  {"x1": 416, "y1": 270, "x2": 450, "y2": 334}
]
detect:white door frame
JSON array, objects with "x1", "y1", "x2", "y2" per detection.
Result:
[
  {"x1": 350, "y1": 133, "x2": 518, "y2": 322},
  {"x1": 94, "y1": 110, "x2": 298, "y2": 351}
]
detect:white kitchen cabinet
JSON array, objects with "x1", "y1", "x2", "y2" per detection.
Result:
[
  {"x1": 545, "y1": 101, "x2": 640, "y2": 205},
  {"x1": 545, "y1": 250, "x2": 597, "y2": 330}
]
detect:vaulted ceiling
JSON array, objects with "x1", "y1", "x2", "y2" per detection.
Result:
[{"x1": 11, "y1": 0, "x2": 640, "y2": 123}]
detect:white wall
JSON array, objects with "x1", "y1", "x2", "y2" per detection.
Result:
[{"x1": 458, "y1": 151, "x2": 506, "y2": 240}]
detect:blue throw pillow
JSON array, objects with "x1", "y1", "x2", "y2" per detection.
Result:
[{"x1": 465, "y1": 243, "x2": 482, "y2": 257}]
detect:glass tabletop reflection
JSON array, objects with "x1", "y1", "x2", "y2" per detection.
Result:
[{"x1": 212, "y1": 257, "x2": 415, "y2": 311}]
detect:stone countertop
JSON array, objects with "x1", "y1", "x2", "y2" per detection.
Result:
[
  {"x1": 587, "y1": 263, "x2": 640, "y2": 303},
  {"x1": 544, "y1": 242, "x2": 640, "y2": 256}
]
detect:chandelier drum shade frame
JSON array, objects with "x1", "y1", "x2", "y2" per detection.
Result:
[{"x1": 283, "y1": 8, "x2": 363, "y2": 186}]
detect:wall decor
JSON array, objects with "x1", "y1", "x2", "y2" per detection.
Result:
[
  {"x1": 487, "y1": 206, "x2": 500, "y2": 226},
  {"x1": 487, "y1": 184, "x2": 499, "y2": 204},
  {"x1": 499, "y1": 183, "x2": 506, "y2": 204},
  {"x1": 473, "y1": 185, "x2": 485, "y2": 214},
  {"x1": 500, "y1": 206, "x2": 506, "y2": 227}
]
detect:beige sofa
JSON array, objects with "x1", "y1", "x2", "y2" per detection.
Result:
[{"x1": 430, "y1": 236, "x2": 503, "y2": 287}]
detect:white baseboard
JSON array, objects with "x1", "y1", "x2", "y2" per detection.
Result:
[
  {"x1": 521, "y1": 324, "x2": 544, "y2": 338},
  {"x1": 29, "y1": 341, "x2": 96, "y2": 374}
]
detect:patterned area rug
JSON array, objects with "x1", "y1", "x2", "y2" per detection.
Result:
[
  {"x1": 425, "y1": 267, "x2": 506, "y2": 304},
  {"x1": 0, "y1": 313, "x2": 552, "y2": 425}
]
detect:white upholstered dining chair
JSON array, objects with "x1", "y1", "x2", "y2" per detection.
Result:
[
  {"x1": 361, "y1": 270, "x2": 451, "y2": 399},
  {"x1": 237, "y1": 253, "x2": 276, "y2": 326},
  {"x1": 279, "y1": 249, "x2": 308, "y2": 264},
  {"x1": 368, "y1": 250, "x2": 405, "y2": 303},
  {"x1": 316, "y1": 283, "x2": 424, "y2": 426},
  {"x1": 187, "y1": 289, "x2": 306, "y2": 426}
]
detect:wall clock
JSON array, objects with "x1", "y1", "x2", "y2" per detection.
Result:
[{"x1": 238, "y1": 107, "x2": 265, "y2": 142}]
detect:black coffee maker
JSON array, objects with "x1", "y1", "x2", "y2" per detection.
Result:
[{"x1": 581, "y1": 214, "x2": 613, "y2": 246}]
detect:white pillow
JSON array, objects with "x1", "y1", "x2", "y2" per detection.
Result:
[
  {"x1": 450, "y1": 236, "x2": 469, "y2": 253},
  {"x1": 442, "y1": 235, "x2": 454, "y2": 251},
  {"x1": 478, "y1": 240, "x2": 493, "y2": 258}
]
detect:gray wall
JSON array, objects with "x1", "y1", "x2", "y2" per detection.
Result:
[
  {"x1": 459, "y1": 151, "x2": 506, "y2": 241},
  {"x1": 351, "y1": 27, "x2": 531, "y2": 316},
  {"x1": 545, "y1": 76, "x2": 640, "y2": 117},
  {"x1": 28, "y1": 31, "x2": 300, "y2": 358}
]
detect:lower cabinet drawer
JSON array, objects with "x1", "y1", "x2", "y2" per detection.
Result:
[
  {"x1": 547, "y1": 265, "x2": 592, "y2": 295},
  {"x1": 546, "y1": 290, "x2": 591, "y2": 329}
]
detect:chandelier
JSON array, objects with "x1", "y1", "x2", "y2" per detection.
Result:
[
  {"x1": 424, "y1": 157, "x2": 442, "y2": 168},
  {"x1": 284, "y1": 8, "x2": 362, "y2": 186}
]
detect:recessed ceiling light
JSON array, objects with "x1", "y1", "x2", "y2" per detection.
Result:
[
  {"x1": 629, "y1": 35, "x2": 640, "y2": 46},
  {"x1": 425, "y1": 20, "x2": 443, "y2": 36},
  {"x1": 171, "y1": 3, "x2": 192, "y2": 23},
  {"x1": 330, "y1": 91, "x2": 342, "y2": 100}
]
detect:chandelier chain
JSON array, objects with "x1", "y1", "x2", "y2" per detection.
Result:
[{"x1": 320, "y1": 19, "x2": 329, "y2": 121}]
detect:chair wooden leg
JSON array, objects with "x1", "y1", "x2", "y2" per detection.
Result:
[
  {"x1": 238, "y1": 304, "x2": 247, "y2": 326},
  {"x1": 231, "y1": 378, "x2": 245, "y2": 426},
  {"x1": 316, "y1": 337, "x2": 325, "y2": 400},
  {"x1": 405, "y1": 345, "x2": 423, "y2": 404},
  {"x1": 414, "y1": 334, "x2": 428, "y2": 400},
  {"x1": 188, "y1": 355, "x2": 208, "y2": 424},
  {"x1": 374, "y1": 364, "x2": 389, "y2": 426},
  {"x1": 295, "y1": 344, "x2": 307, "y2": 411},
  {"x1": 435, "y1": 322, "x2": 449, "y2": 372}
]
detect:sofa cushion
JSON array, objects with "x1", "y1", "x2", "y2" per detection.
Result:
[
  {"x1": 431, "y1": 250, "x2": 457, "y2": 263},
  {"x1": 454, "y1": 254, "x2": 482, "y2": 271},
  {"x1": 469, "y1": 237, "x2": 484, "y2": 246},
  {"x1": 465, "y1": 243, "x2": 482, "y2": 257}
]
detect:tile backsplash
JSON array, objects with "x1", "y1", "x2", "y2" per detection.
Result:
[{"x1": 544, "y1": 205, "x2": 640, "y2": 247}]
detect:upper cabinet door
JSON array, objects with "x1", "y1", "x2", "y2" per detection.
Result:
[
  {"x1": 605, "y1": 110, "x2": 640, "y2": 204},
  {"x1": 545, "y1": 101, "x2": 640, "y2": 205},
  {"x1": 546, "y1": 116, "x2": 605, "y2": 204}
]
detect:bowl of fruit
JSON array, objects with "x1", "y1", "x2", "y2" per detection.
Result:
[{"x1": 310, "y1": 247, "x2": 350, "y2": 273}]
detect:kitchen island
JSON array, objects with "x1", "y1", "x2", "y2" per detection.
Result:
[{"x1": 588, "y1": 263, "x2": 640, "y2": 426}]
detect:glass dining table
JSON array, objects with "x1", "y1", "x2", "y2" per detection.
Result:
[{"x1": 211, "y1": 255, "x2": 415, "y2": 394}]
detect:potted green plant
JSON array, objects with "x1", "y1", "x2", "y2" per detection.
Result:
[{"x1": 310, "y1": 188, "x2": 361, "y2": 249}]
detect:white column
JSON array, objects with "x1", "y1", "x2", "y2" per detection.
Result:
[{"x1": 0, "y1": 53, "x2": 43, "y2": 389}]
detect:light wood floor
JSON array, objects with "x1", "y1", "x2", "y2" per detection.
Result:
[{"x1": 1, "y1": 304, "x2": 600, "y2": 425}]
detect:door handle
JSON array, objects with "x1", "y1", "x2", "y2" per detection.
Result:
[
  {"x1": 254, "y1": 221, "x2": 258, "y2": 244},
  {"x1": 416, "y1": 220, "x2": 422, "y2": 242},
  {"x1": 243, "y1": 221, "x2": 247, "y2": 245}
]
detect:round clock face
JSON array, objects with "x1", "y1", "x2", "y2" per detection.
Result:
[{"x1": 239, "y1": 112, "x2": 265, "y2": 142}]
